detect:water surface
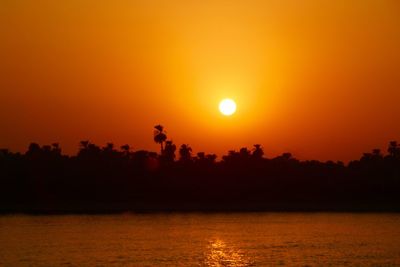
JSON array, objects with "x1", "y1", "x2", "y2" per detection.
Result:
[{"x1": 1, "y1": 213, "x2": 400, "y2": 266}]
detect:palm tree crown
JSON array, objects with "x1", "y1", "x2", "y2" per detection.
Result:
[{"x1": 154, "y1": 125, "x2": 167, "y2": 154}]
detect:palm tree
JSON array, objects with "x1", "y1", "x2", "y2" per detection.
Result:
[
  {"x1": 252, "y1": 144, "x2": 264, "y2": 159},
  {"x1": 388, "y1": 141, "x2": 400, "y2": 159},
  {"x1": 239, "y1": 147, "x2": 251, "y2": 158},
  {"x1": 179, "y1": 144, "x2": 192, "y2": 162},
  {"x1": 154, "y1": 125, "x2": 167, "y2": 154},
  {"x1": 163, "y1": 140, "x2": 176, "y2": 162}
]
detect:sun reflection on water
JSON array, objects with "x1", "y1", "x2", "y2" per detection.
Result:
[{"x1": 205, "y1": 238, "x2": 253, "y2": 267}]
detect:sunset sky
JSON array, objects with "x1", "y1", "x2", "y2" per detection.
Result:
[{"x1": 1, "y1": 0, "x2": 399, "y2": 161}]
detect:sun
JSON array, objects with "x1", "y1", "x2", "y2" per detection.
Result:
[{"x1": 219, "y1": 98, "x2": 236, "y2": 116}]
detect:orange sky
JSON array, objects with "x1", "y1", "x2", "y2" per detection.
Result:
[{"x1": 1, "y1": 0, "x2": 400, "y2": 161}]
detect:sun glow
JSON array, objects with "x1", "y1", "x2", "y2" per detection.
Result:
[{"x1": 219, "y1": 99, "x2": 237, "y2": 116}]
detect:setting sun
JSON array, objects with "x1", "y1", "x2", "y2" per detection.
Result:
[{"x1": 219, "y1": 99, "x2": 237, "y2": 116}]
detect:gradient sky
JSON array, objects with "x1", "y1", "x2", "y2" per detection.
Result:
[{"x1": 1, "y1": 0, "x2": 400, "y2": 161}]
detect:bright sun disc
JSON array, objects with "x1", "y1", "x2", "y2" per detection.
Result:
[{"x1": 219, "y1": 99, "x2": 236, "y2": 116}]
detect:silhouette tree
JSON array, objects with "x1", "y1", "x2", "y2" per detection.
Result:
[
  {"x1": 42, "y1": 145, "x2": 52, "y2": 153},
  {"x1": 372, "y1": 149, "x2": 383, "y2": 160},
  {"x1": 26, "y1": 143, "x2": 41, "y2": 158},
  {"x1": 154, "y1": 125, "x2": 167, "y2": 155},
  {"x1": 80, "y1": 140, "x2": 89, "y2": 150},
  {"x1": 196, "y1": 152, "x2": 205, "y2": 161},
  {"x1": 388, "y1": 141, "x2": 400, "y2": 159},
  {"x1": 281, "y1": 152, "x2": 293, "y2": 161},
  {"x1": 78, "y1": 141, "x2": 101, "y2": 158},
  {"x1": 103, "y1": 143, "x2": 114, "y2": 152},
  {"x1": 239, "y1": 147, "x2": 251, "y2": 158},
  {"x1": 163, "y1": 140, "x2": 176, "y2": 163},
  {"x1": 206, "y1": 154, "x2": 217, "y2": 164},
  {"x1": 252, "y1": 144, "x2": 264, "y2": 159},
  {"x1": 120, "y1": 144, "x2": 130, "y2": 156},
  {"x1": 52, "y1": 143, "x2": 61, "y2": 155},
  {"x1": 361, "y1": 152, "x2": 373, "y2": 161},
  {"x1": 2, "y1": 125, "x2": 400, "y2": 213},
  {"x1": 179, "y1": 144, "x2": 192, "y2": 162},
  {"x1": 196, "y1": 152, "x2": 217, "y2": 165}
]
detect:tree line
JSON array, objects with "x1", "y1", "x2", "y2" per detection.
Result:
[{"x1": 0, "y1": 125, "x2": 400, "y2": 212}]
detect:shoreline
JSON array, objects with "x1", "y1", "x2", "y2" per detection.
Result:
[{"x1": 2, "y1": 201, "x2": 400, "y2": 214}]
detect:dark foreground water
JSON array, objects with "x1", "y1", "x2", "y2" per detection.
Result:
[{"x1": 1, "y1": 213, "x2": 400, "y2": 266}]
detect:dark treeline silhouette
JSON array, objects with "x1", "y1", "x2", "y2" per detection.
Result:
[{"x1": 1, "y1": 126, "x2": 400, "y2": 213}]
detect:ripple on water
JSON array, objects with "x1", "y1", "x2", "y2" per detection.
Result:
[{"x1": 0, "y1": 213, "x2": 400, "y2": 266}]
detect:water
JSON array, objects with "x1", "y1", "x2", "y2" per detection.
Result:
[{"x1": 1, "y1": 213, "x2": 400, "y2": 266}]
